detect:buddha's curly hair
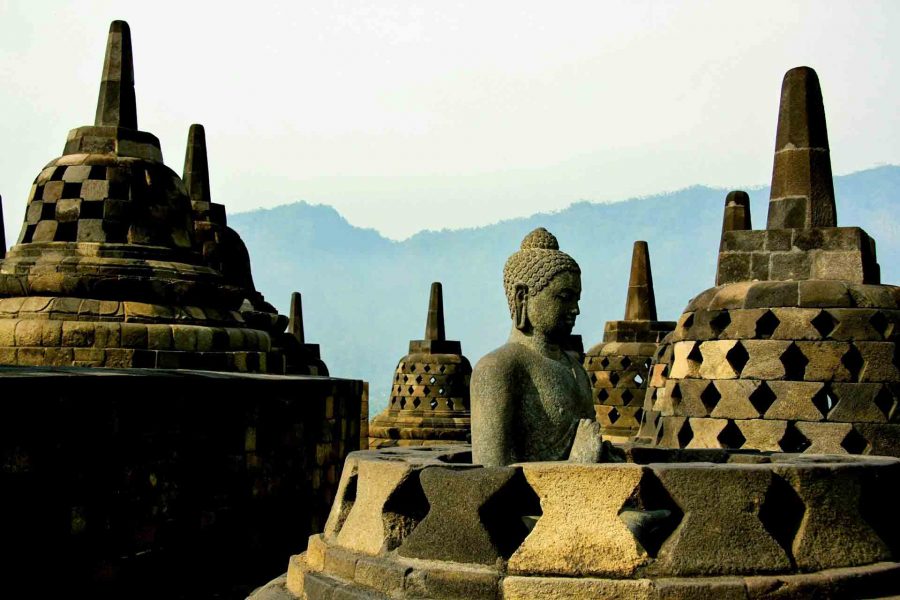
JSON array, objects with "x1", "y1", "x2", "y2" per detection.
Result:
[{"x1": 502, "y1": 228, "x2": 581, "y2": 316}]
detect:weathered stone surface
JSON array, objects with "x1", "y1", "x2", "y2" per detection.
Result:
[
  {"x1": 736, "y1": 419, "x2": 788, "y2": 452},
  {"x1": 403, "y1": 564, "x2": 500, "y2": 599},
  {"x1": 794, "y1": 422, "x2": 854, "y2": 453},
  {"x1": 503, "y1": 576, "x2": 654, "y2": 600},
  {"x1": 398, "y1": 466, "x2": 519, "y2": 564},
  {"x1": 764, "y1": 381, "x2": 825, "y2": 421},
  {"x1": 336, "y1": 459, "x2": 427, "y2": 555},
  {"x1": 508, "y1": 463, "x2": 648, "y2": 577},
  {"x1": 651, "y1": 464, "x2": 791, "y2": 575}
]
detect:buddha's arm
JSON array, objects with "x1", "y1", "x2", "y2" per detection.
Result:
[{"x1": 470, "y1": 352, "x2": 517, "y2": 467}]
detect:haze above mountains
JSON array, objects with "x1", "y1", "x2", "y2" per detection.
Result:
[{"x1": 229, "y1": 165, "x2": 900, "y2": 415}]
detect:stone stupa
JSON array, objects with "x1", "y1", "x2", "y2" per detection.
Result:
[
  {"x1": 368, "y1": 282, "x2": 472, "y2": 448},
  {"x1": 0, "y1": 21, "x2": 280, "y2": 372},
  {"x1": 584, "y1": 241, "x2": 674, "y2": 441},
  {"x1": 641, "y1": 66, "x2": 900, "y2": 456}
]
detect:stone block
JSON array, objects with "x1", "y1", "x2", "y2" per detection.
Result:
[
  {"x1": 503, "y1": 576, "x2": 654, "y2": 600},
  {"x1": 740, "y1": 340, "x2": 790, "y2": 380},
  {"x1": 15, "y1": 320, "x2": 43, "y2": 346},
  {"x1": 857, "y1": 342, "x2": 900, "y2": 382},
  {"x1": 0, "y1": 320, "x2": 15, "y2": 346},
  {"x1": 286, "y1": 553, "x2": 309, "y2": 597},
  {"x1": 854, "y1": 424, "x2": 900, "y2": 457},
  {"x1": 146, "y1": 325, "x2": 173, "y2": 350},
  {"x1": 655, "y1": 576, "x2": 748, "y2": 599},
  {"x1": 721, "y1": 230, "x2": 766, "y2": 252},
  {"x1": 795, "y1": 341, "x2": 851, "y2": 381},
  {"x1": 651, "y1": 464, "x2": 791, "y2": 575},
  {"x1": 698, "y1": 341, "x2": 740, "y2": 379},
  {"x1": 353, "y1": 556, "x2": 410, "y2": 595},
  {"x1": 716, "y1": 253, "x2": 750, "y2": 285},
  {"x1": 750, "y1": 252, "x2": 770, "y2": 281},
  {"x1": 744, "y1": 281, "x2": 799, "y2": 309},
  {"x1": 710, "y1": 380, "x2": 761, "y2": 419},
  {"x1": 795, "y1": 422, "x2": 853, "y2": 454},
  {"x1": 323, "y1": 544, "x2": 359, "y2": 580},
  {"x1": 776, "y1": 464, "x2": 891, "y2": 571},
  {"x1": 770, "y1": 308, "x2": 822, "y2": 340},
  {"x1": 17, "y1": 347, "x2": 45, "y2": 366},
  {"x1": 766, "y1": 229, "x2": 793, "y2": 251},
  {"x1": 335, "y1": 459, "x2": 426, "y2": 555},
  {"x1": 508, "y1": 463, "x2": 648, "y2": 577},
  {"x1": 828, "y1": 383, "x2": 890, "y2": 423},
  {"x1": 77, "y1": 219, "x2": 105, "y2": 242},
  {"x1": 669, "y1": 342, "x2": 702, "y2": 380},
  {"x1": 120, "y1": 323, "x2": 148, "y2": 348},
  {"x1": 709, "y1": 283, "x2": 754, "y2": 311},
  {"x1": 307, "y1": 534, "x2": 327, "y2": 571},
  {"x1": 404, "y1": 566, "x2": 499, "y2": 599},
  {"x1": 811, "y1": 251, "x2": 865, "y2": 283},
  {"x1": 848, "y1": 284, "x2": 896, "y2": 309},
  {"x1": 61, "y1": 321, "x2": 95, "y2": 347},
  {"x1": 685, "y1": 418, "x2": 728, "y2": 449},
  {"x1": 736, "y1": 419, "x2": 788, "y2": 452},
  {"x1": 797, "y1": 280, "x2": 852, "y2": 308},
  {"x1": 721, "y1": 308, "x2": 767, "y2": 340},
  {"x1": 764, "y1": 381, "x2": 825, "y2": 421}
]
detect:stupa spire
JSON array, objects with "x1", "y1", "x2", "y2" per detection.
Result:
[
  {"x1": 721, "y1": 191, "x2": 751, "y2": 234},
  {"x1": 424, "y1": 282, "x2": 446, "y2": 341},
  {"x1": 289, "y1": 292, "x2": 305, "y2": 344},
  {"x1": 94, "y1": 20, "x2": 137, "y2": 129},
  {"x1": 624, "y1": 241, "x2": 657, "y2": 321},
  {"x1": 766, "y1": 66, "x2": 836, "y2": 229},
  {"x1": 183, "y1": 124, "x2": 211, "y2": 203}
]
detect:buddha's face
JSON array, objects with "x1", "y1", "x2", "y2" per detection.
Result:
[{"x1": 525, "y1": 270, "x2": 581, "y2": 341}]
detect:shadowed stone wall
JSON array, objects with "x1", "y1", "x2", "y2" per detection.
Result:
[{"x1": 1, "y1": 367, "x2": 362, "y2": 598}]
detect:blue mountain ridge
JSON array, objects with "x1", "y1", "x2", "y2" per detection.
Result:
[{"x1": 230, "y1": 165, "x2": 900, "y2": 416}]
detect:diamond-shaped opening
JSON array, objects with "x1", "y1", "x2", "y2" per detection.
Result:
[
  {"x1": 749, "y1": 382, "x2": 777, "y2": 416},
  {"x1": 725, "y1": 342, "x2": 750, "y2": 375},
  {"x1": 422, "y1": 386, "x2": 431, "y2": 396},
  {"x1": 409, "y1": 364, "x2": 417, "y2": 372},
  {"x1": 633, "y1": 373, "x2": 644, "y2": 386},
  {"x1": 608, "y1": 407, "x2": 621, "y2": 424},
  {"x1": 621, "y1": 389, "x2": 634, "y2": 404},
  {"x1": 609, "y1": 372, "x2": 620, "y2": 386},
  {"x1": 870, "y1": 312, "x2": 893, "y2": 339},
  {"x1": 600, "y1": 357, "x2": 610, "y2": 368},
  {"x1": 438, "y1": 387, "x2": 446, "y2": 395},
  {"x1": 841, "y1": 427, "x2": 869, "y2": 454},
  {"x1": 400, "y1": 398, "x2": 408, "y2": 409},
  {"x1": 758, "y1": 474, "x2": 805, "y2": 567},
  {"x1": 446, "y1": 398, "x2": 455, "y2": 410},
  {"x1": 621, "y1": 356, "x2": 632, "y2": 370},
  {"x1": 676, "y1": 419, "x2": 693, "y2": 447},
  {"x1": 710, "y1": 311, "x2": 732, "y2": 336},
  {"x1": 398, "y1": 362, "x2": 405, "y2": 370},
  {"x1": 779, "y1": 422, "x2": 811, "y2": 453},
  {"x1": 430, "y1": 399, "x2": 438, "y2": 410},
  {"x1": 841, "y1": 345, "x2": 864, "y2": 382},
  {"x1": 682, "y1": 313, "x2": 695, "y2": 329},
  {"x1": 874, "y1": 386, "x2": 895, "y2": 421},
  {"x1": 429, "y1": 376, "x2": 436, "y2": 384},
  {"x1": 423, "y1": 364, "x2": 431, "y2": 372},
  {"x1": 391, "y1": 396, "x2": 398, "y2": 406},
  {"x1": 407, "y1": 386, "x2": 414, "y2": 394},
  {"x1": 382, "y1": 472, "x2": 430, "y2": 551},
  {"x1": 700, "y1": 383, "x2": 722, "y2": 414},
  {"x1": 811, "y1": 310, "x2": 839, "y2": 339},
  {"x1": 439, "y1": 365, "x2": 446, "y2": 373},
  {"x1": 618, "y1": 470, "x2": 683, "y2": 558},
  {"x1": 780, "y1": 343, "x2": 809, "y2": 381},
  {"x1": 635, "y1": 408, "x2": 645, "y2": 423},
  {"x1": 753, "y1": 311, "x2": 779, "y2": 340},
  {"x1": 590, "y1": 373, "x2": 598, "y2": 384},
  {"x1": 643, "y1": 358, "x2": 652, "y2": 370},
  {"x1": 717, "y1": 420, "x2": 747, "y2": 448},
  {"x1": 687, "y1": 342, "x2": 704, "y2": 365},
  {"x1": 670, "y1": 382, "x2": 683, "y2": 408},
  {"x1": 480, "y1": 469, "x2": 542, "y2": 559},
  {"x1": 413, "y1": 398, "x2": 421, "y2": 408},
  {"x1": 415, "y1": 375, "x2": 423, "y2": 384},
  {"x1": 811, "y1": 387, "x2": 837, "y2": 419},
  {"x1": 597, "y1": 389, "x2": 610, "y2": 402}
]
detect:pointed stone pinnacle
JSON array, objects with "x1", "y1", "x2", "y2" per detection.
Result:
[
  {"x1": 722, "y1": 191, "x2": 752, "y2": 235},
  {"x1": 95, "y1": 20, "x2": 137, "y2": 129},
  {"x1": 289, "y1": 292, "x2": 305, "y2": 344},
  {"x1": 766, "y1": 66, "x2": 836, "y2": 229},
  {"x1": 424, "y1": 282, "x2": 446, "y2": 341},
  {"x1": 183, "y1": 124, "x2": 211, "y2": 204},
  {"x1": 624, "y1": 241, "x2": 657, "y2": 321},
  {"x1": 0, "y1": 193, "x2": 6, "y2": 259}
]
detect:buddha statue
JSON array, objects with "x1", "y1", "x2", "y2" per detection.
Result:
[{"x1": 471, "y1": 228, "x2": 598, "y2": 466}]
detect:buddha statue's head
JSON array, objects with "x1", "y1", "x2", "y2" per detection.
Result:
[{"x1": 503, "y1": 228, "x2": 582, "y2": 343}]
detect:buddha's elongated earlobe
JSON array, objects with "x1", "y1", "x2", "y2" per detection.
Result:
[{"x1": 514, "y1": 284, "x2": 528, "y2": 331}]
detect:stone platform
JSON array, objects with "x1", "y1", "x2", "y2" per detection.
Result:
[
  {"x1": 271, "y1": 445, "x2": 900, "y2": 599},
  {"x1": 1, "y1": 366, "x2": 362, "y2": 598}
]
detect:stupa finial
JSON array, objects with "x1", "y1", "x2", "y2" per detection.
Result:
[
  {"x1": 425, "y1": 282, "x2": 446, "y2": 341},
  {"x1": 95, "y1": 20, "x2": 137, "y2": 129},
  {"x1": 183, "y1": 124, "x2": 211, "y2": 204},
  {"x1": 624, "y1": 241, "x2": 657, "y2": 321},
  {"x1": 766, "y1": 66, "x2": 836, "y2": 229},
  {"x1": 289, "y1": 292, "x2": 305, "y2": 344},
  {"x1": 722, "y1": 191, "x2": 751, "y2": 234}
]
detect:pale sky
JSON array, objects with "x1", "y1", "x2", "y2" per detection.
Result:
[{"x1": 1, "y1": 0, "x2": 898, "y2": 241}]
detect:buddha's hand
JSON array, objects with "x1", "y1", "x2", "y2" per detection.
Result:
[{"x1": 568, "y1": 418, "x2": 604, "y2": 463}]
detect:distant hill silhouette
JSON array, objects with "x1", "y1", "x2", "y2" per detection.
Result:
[{"x1": 230, "y1": 165, "x2": 900, "y2": 415}]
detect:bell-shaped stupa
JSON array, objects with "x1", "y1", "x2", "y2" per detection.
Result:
[
  {"x1": 369, "y1": 282, "x2": 472, "y2": 448},
  {"x1": 642, "y1": 67, "x2": 900, "y2": 456},
  {"x1": 0, "y1": 21, "x2": 277, "y2": 372},
  {"x1": 584, "y1": 241, "x2": 674, "y2": 441}
]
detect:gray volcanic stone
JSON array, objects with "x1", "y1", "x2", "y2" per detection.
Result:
[{"x1": 398, "y1": 466, "x2": 519, "y2": 564}]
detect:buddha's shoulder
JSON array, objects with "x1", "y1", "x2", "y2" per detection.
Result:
[{"x1": 473, "y1": 343, "x2": 534, "y2": 376}]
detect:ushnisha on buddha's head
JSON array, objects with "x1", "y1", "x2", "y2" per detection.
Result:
[{"x1": 502, "y1": 227, "x2": 582, "y2": 344}]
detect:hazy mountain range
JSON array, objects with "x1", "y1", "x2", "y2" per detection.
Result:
[{"x1": 230, "y1": 165, "x2": 900, "y2": 416}]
